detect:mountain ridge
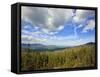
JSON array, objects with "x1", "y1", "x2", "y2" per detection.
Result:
[{"x1": 21, "y1": 42, "x2": 95, "y2": 51}]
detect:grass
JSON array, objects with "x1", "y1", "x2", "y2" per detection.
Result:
[{"x1": 21, "y1": 44, "x2": 95, "y2": 71}]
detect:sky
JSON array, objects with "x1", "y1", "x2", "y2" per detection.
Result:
[{"x1": 21, "y1": 6, "x2": 95, "y2": 47}]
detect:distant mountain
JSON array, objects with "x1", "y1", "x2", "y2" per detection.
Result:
[
  {"x1": 22, "y1": 42, "x2": 95, "y2": 51},
  {"x1": 22, "y1": 43, "x2": 46, "y2": 49},
  {"x1": 85, "y1": 42, "x2": 95, "y2": 45},
  {"x1": 21, "y1": 43, "x2": 62, "y2": 51}
]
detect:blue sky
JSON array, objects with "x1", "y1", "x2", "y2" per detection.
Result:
[{"x1": 21, "y1": 6, "x2": 95, "y2": 46}]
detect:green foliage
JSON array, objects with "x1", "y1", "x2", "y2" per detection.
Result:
[{"x1": 21, "y1": 44, "x2": 95, "y2": 71}]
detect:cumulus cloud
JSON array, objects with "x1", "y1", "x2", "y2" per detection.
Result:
[
  {"x1": 21, "y1": 33, "x2": 76, "y2": 46},
  {"x1": 77, "y1": 24, "x2": 83, "y2": 28},
  {"x1": 24, "y1": 25, "x2": 29, "y2": 29},
  {"x1": 82, "y1": 19, "x2": 95, "y2": 33},
  {"x1": 72, "y1": 10, "x2": 95, "y2": 35},
  {"x1": 21, "y1": 6, "x2": 73, "y2": 35},
  {"x1": 22, "y1": 29, "x2": 30, "y2": 34},
  {"x1": 21, "y1": 7, "x2": 95, "y2": 46},
  {"x1": 73, "y1": 10, "x2": 95, "y2": 24},
  {"x1": 57, "y1": 25, "x2": 64, "y2": 31},
  {"x1": 21, "y1": 34, "x2": 47, "y2": 44}
]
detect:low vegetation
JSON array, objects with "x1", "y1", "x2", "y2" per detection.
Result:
[{"x1": 21, "y1": 44, "x2": 95, "y2": 71}]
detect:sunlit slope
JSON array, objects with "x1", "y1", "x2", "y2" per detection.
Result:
[{"x1": 21, "y1": 44, "x2": 95, "y2": 71}]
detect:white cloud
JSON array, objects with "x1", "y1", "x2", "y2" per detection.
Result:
[
  {"x1": 22, "y1": 29, "x2": 30, "y2": 34},
  {"x1": 72, "y1": 10, "x2": 95, "y2": 38},
  {"x1": 42, "y1": 28, "x2": 50, "y2": 34},
  {"x1": 22, "y1": 7, "x2": 95, "y2": 36},
  {"x1": 21, "y1": 34, "x2": 47, "y2": 44},
  {"x1": 57, "y1": 25, "x2": 64, "y2": 31},
  {"x1": 82, "y1": 19, "x2": 95, "y2": 33},
  {"x1": 21, "y1": 7, "x2": 95, "y2": 45},
  {"x1": 21, "y1": 6, "x2": 73, "y2": 35},
  {"x1": 41, "y1": 28, "x2": 60, "y2": 35},
  {"x1": 73, "y1": 24, "x2": 83, "y2": 37},
  {"x1": 24, "y1": 25, "x2": 29, "y2": 29},
  {"x1": 73, "y1": 10, "x2": 95, "y2": 24},
  {"x1": 21, "y1": 33, "x2": 94, "y2": 46},
  {"x1": 77, "y1": 24, "x2": 83, "y2": 28},
  {"x1": 34, "y1": 26, "x2": 39, "y2": 30}
]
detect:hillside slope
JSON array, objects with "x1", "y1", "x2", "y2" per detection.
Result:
[{"x1": 21, "y1": 44, "x2": 95, "y2": 71}]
